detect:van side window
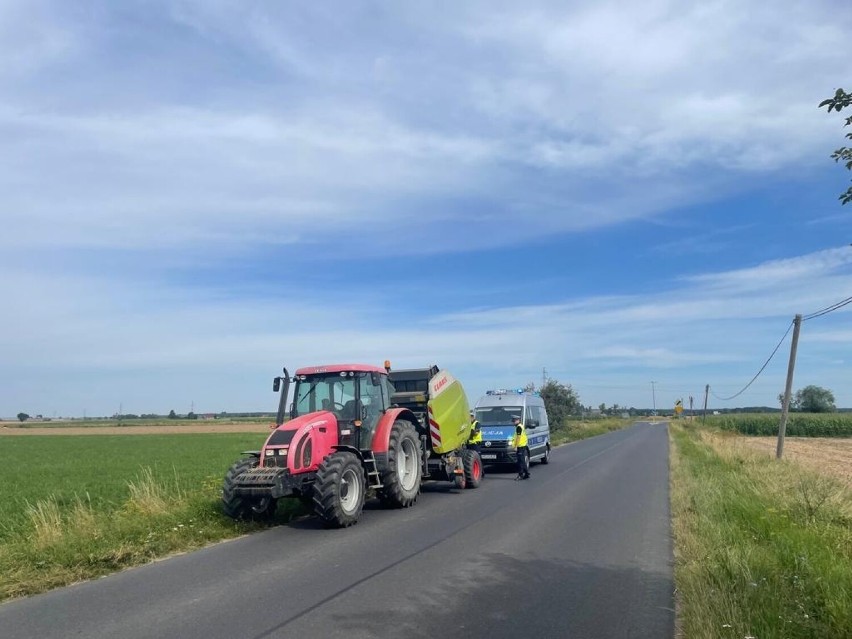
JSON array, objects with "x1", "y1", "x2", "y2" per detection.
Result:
[{"x1": 527, "y1": 406, "x2": 540, "y2": 428}]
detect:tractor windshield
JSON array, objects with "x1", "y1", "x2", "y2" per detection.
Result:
[
  {"x1": 292, "y1": 371, "x2": 385, "y2": 449},
  {"x1": 293, "y1": 373, "x2": 358, "y2": 419}
]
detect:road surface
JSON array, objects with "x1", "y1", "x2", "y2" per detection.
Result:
[{"x1": 0, "y1": 421, "x2": 674, "y2": 638}]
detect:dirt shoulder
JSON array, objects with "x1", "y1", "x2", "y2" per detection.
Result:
[
  {"x1": 0, "y1": 422, "x2": 272, "y2": 436},
  {"x1": 740, "y1": 436, "x2": 852, "y2": 487}
]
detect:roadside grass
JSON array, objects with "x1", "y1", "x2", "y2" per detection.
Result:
[
  {"x1": 551, "y1": 417, "x2": 634, "y2": 445},
  {"x1": 670, "y1": 423, "x2": 852, "y2": 639},
  {"x1": 0, "y1": 434, "x2": 304, "y2": 601}
]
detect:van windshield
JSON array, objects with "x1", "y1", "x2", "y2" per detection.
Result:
[{"x1": 475, "y1": 406, "x2": 523, "y2": 424}]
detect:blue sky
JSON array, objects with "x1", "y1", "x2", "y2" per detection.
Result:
[{"x1": 2, "y1": 0, "x2": 852, "y2": 418}]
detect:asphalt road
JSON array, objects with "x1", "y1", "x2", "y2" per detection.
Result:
[{"x1": 0, "y1": 421, "x2": 674, "y2": 639}]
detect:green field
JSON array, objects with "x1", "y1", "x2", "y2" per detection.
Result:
[
  {"x1": 0, "y1": 433, "x2": 301, "y2": 600},
  {"x1": 707, "y1": 413, "x2": 852, "y2": 437}
]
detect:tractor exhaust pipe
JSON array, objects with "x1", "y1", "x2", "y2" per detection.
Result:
[{"x1": 274, "y1": 367, "x2": 291, "y2": 427}]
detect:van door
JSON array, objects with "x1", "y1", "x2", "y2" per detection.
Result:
[{"x1": 524, "y1": 405, "x2": 541, "y2": 459}]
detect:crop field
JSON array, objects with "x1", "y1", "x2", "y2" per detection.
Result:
[
  {"x1": 706, "y1": 412, "x2": 852, "y2": 437},
  {"x1": 0, "y1": 431, "x2": 301, "y2": 600},
  {"x1": 0, "y1": 433, "x2": 268, "y2": 535}
]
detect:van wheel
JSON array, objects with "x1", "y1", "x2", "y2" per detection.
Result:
[{"x1": 540, "y1": 443, "x2": 551, "y2": 465}]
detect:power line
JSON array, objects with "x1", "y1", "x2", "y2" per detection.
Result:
[
  {"x1": 711, "y1": 319, "x2": 794, "y2": 401},
  {"x1": 803, "y1": 294, "x2": 852, "y2": 321}
]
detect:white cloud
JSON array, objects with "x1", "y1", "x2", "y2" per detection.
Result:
[
  {"x1": 3, "y1": 246, "x2": 852, "y2": 415},
  {"x1": 2, "y1": 1, "x2": 849, "y2": 255}
]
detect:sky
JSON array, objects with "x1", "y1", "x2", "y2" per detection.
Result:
[{"x1": 2, "y1": 0, "x2": 852, "y2": 418}]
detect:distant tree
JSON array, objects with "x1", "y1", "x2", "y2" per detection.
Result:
[
  {"x1": 778, "y1": 392, "x2": 800, "y2": 410},
  {"x1": 819, "y1": 88, "x2": 852, "y2": 205},
  {"x1": 186, "y1": 411, "x2": 197, "y2": 420},
  {"x1": 17, "y1": 412, "x2": 29, "y2": 422},
  {"x1": 795, "y1": 385, "x2": 836, "y2": 413},
  {"x1": 598, "y1": 403, "x2": 606, "y2": 413},
  {"x1": 168, "y1": 409, "x2": 177, "y2": 419},
  {"x1": 539, "y1": 379, "x2": 581, "y2": 429}
]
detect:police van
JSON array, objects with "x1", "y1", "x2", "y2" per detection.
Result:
[{"x1": 473, "y1": 390, "x2": 551, "y2": 466}]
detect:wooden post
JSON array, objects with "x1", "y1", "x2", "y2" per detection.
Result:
[{"x1": 776, "y1": 315, "x2": 802, "y2": 459}]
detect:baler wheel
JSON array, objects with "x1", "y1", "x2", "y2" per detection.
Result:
[
  {"x1": 378, "y1": 420, "x2": 422, "y2": 508},
  {"x1": 462, "y1": 449, "x2": 483, "y2": 489},
  {"x1": 221, "y1": 457, "x2": 278, "y2": 521},
  {"x1": 313, "y1": 451, "x2": 366, "y2": 528}
]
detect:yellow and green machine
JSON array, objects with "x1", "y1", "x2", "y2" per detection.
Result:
[{"x1": 387, "y1": 365, "x2": 481, "y2": 486}]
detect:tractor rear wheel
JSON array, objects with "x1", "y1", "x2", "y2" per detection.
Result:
[
  {"x1": 312, "y1": 451, "x2": 366, "y2": 528},
  {"x1": 462, "y1": 449, "x2": 483, "y2": 489},
  {"x1": 222, "y1": 457, "x2": 278, "y2": 520},
  {"x1": 379, "y1": 420, "x2": 422, "y2": 508}
]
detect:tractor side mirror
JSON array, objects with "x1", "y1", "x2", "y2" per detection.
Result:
[{"x1": 273, "y1": 377, "x2": 281, "y2": 392}]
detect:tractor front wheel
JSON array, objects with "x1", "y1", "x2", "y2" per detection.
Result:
[
  {"x1": 379, "y1": 420, "x2": 422, "y2": 508},
  {"x1": 222, "y1": 458, "x2": 278, "y2": 520},
  {"x1": 313, "y1": 451, "x2": 366, "y2": 528}
]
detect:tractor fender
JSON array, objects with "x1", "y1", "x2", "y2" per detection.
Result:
[
  {"x1": 371, "y1": 408, "x2": 420, "y2": 454},
  {"x1": 332, "y1": 444, "x2": 362, "y2": 459}
]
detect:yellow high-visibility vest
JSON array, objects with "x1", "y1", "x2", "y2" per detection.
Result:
[
  {"x1": 468, "y1": 420, "x2": 482, "y2": 444},
  {"x1": 513, "y1": 422, "x2": 528, "y2": 448}
]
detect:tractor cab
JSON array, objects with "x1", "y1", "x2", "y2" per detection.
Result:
[{"x1": 289, "y1": 364, "x2": 394, "y2": 449}]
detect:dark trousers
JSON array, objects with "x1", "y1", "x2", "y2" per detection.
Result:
[{"x1": 516, "y1": 446, "x2": 530, "y2": 478}]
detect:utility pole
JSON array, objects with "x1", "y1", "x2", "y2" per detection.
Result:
[
  {"x1": 650, "y1": 381, "x2": 657, "y2": 417},
  {"x1": 702, "y1": 384, "x2": 709, "y2": 425},
  {"x1": 777, "y1": 314, "x2": 802, "y2": 460},
  {"x1": 542, "y1": 368, "x2": 547, "y2": 389}
]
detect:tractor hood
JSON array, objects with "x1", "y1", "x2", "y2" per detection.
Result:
[
  {"x1": 265, "y1": 411, "x2": 335, "y2": 446},
  {"x1": 261, "y1": 411, "x2": 339, "y2": 474}
]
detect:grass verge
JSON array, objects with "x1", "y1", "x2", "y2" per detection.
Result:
[
  {"x1": 551, "y1": 417, "x2": 634, "y2": 445},
  {"x1": 670, "y1": 423, "x2": 852, "y2": 638}
]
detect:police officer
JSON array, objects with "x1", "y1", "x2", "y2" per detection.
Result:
[
  {"x1": 467, "y1": 411, "x2": 482, "y2": 452},
  {"x1": 512, "y1": 415, "x2": 530, "y2": 480},
  {"x1": 467, "y1": 410, "x2": 484, "y2": 476}
]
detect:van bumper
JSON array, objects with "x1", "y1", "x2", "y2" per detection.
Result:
[{"x1": 477, "y1": 449, "x2": 517, "y2": 464}]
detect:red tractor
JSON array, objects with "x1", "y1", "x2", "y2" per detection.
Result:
[{"x1": 222, "y1": 362, "x2": 482, "y2": 528}]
